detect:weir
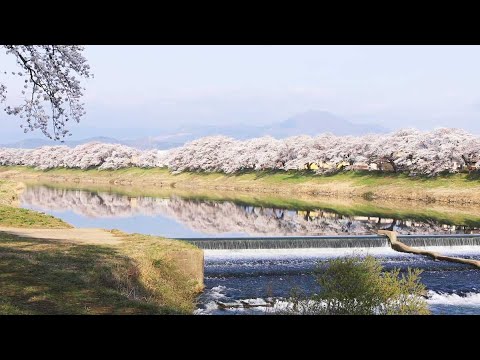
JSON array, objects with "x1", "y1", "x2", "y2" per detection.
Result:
[{"x1": 179, "y1": 234, "x2": 480, "y2": 250}]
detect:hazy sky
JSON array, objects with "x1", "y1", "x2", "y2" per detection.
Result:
[{"x1": 2, "y1": 45, "x2": 480, "y2": 141}]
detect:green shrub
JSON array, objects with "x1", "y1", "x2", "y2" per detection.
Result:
[
  {"x1": 362, "y1": 191, "x2": 375, "y2": 201},
  {"x1": 286, "y1": 256, "x2": 430, "y2": 315}
]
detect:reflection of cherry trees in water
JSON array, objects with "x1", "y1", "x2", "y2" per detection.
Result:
[{"x1": 21, "y1": 186, "x2": 479, "y2": 235}]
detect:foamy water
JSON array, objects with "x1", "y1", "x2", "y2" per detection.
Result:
[
  {"x1": 198, "y1": 248, "x2": 480, "y2": 315},
  {"x1": 196, "y1": 289, "x2": 480, "y2": 315},
  {"x1": 204, "y1": 246, "x2": 480, "y2": 260}
]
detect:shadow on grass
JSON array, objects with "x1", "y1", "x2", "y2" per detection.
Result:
[
  {"x1": 282, "y1": 170, "x2": 318, "y2": 179},
  {"x1": 0, "y1": 233, "x2": 185, "y2": 315},
  {"x1": 251, "y1": 169, "x2": 310, "y2": 180},
  {"x1": 346, "y1": 170, "x2": 470, "y2": 184},
  {"x1": 466, "y1": 172, "x2": 480, "y2": 181}
]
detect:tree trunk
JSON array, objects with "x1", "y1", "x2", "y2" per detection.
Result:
[
  {"x1": 388, "y1": 159, "x2": 398, "y2": 173},
  {"x1": 304, "y1": 210, "x2": 311, "y2": 221},
  {"x1": 378, "y1": 230, "x2": 480, "y2": 269},
  {"x1": 385, "y1": 219, "x2": 396, "y2": 231}
]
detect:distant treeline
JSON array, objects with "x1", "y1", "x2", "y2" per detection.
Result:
[{"x1": 1, "y1": 128, "x2": 479, "y2": 176}]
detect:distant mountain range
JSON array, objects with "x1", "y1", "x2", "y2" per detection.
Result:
[
  {"x1": 1, "y1": 110, "x2": 388, "y2": 149},
  {"x1": 1, "y1": 136, "x2": 122, "y2": 149},
  {"x1": 263, "y1": 110, "x2": 388, "y2": 138}
]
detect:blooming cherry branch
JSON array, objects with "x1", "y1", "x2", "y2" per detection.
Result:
[{"x1": 1, "y1": 45, "x2": 92, "y2": 140}]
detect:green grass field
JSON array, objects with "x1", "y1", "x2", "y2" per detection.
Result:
[
  {"x1": 0, "y1": 206, "x2": 71, "y2": 228},
  {"x1": 2, "y1": 165, "x2": 479, "y2": 189},
  {"x1": 1, "y1": 179, "x2": 70, "y2": 228}
]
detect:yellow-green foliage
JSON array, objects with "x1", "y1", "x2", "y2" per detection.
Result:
[
  {"x1": 0, "y1": 180, "x2": 18, "y2": 206},
  {"x1": 314, "y1": 256, "x2": 430, "y2": 315},
  {"x1": 115, "y1": 232, "x2": 203, "y2": 314}
]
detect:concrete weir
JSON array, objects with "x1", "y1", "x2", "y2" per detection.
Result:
[{"x1": 179, "y1": 234, "x2": 480, "y2": 250}]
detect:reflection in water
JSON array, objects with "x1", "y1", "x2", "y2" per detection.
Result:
[{"x1": 20, "y1": 186, "x2": 480, "y2": 237}]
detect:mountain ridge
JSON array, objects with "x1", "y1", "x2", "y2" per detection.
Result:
[{"x1": 1, "y1": 110, "x2": 387, "y2": 149}]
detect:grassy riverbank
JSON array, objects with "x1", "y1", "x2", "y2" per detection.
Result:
[
  {"x1": 0, "y1": 179, "x2": 69, "y2": 228},
  {"x1": 0, "y1": 231, "x2": 202, "y2": 314},
  {"x1": 0, "y1": 179, "x2": 203, "y2": 315},
  {"x1": 1, "y1": 166, "x2": 480, "y2": 205}
]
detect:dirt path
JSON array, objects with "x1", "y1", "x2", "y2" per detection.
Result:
[{"x1": 0, "y1": 226, "x2": 121, "y2": 245}]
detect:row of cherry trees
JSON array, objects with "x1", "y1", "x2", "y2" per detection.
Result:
[
  {"x1": 1, "y1": 128, "x2": 480, "y2": 175},
  {"x1": 168, "y1": 128, "x2": 480, "y2": 176},
  {"x1": 0, "y1": 143, "x2": 170, "y2": 170}
]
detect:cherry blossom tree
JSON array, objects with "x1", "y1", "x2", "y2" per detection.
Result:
[
  {"x1": 236, "y1": 136, "x2": 284, "y2": 171},
  {"x1": 367, "y1": 129, "x2": 420, "y2": 173},
  {"x1": 400, "y1": 128, "x2": 476, "y2": 176},
  {"x1": 168, "y1": 136, "x2": 237, "y2": 173},
  {"x1": 282, "y1": 135, "x2": 317, "y2": 170},
  {"x1": 134, "y1": 149, "x2": 170, "y2": 168},
  {"x1": 0, "y1": 45, "x2": 92, "y2": 140}
]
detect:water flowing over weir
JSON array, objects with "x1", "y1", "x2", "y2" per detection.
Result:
[{"x1": 181, "y1": 234, "x2": 480, "y2": 250}]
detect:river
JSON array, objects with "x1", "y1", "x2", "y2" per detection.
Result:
[{"x1": 20, "y1": 184, "x2": 480, "y2": 315}]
